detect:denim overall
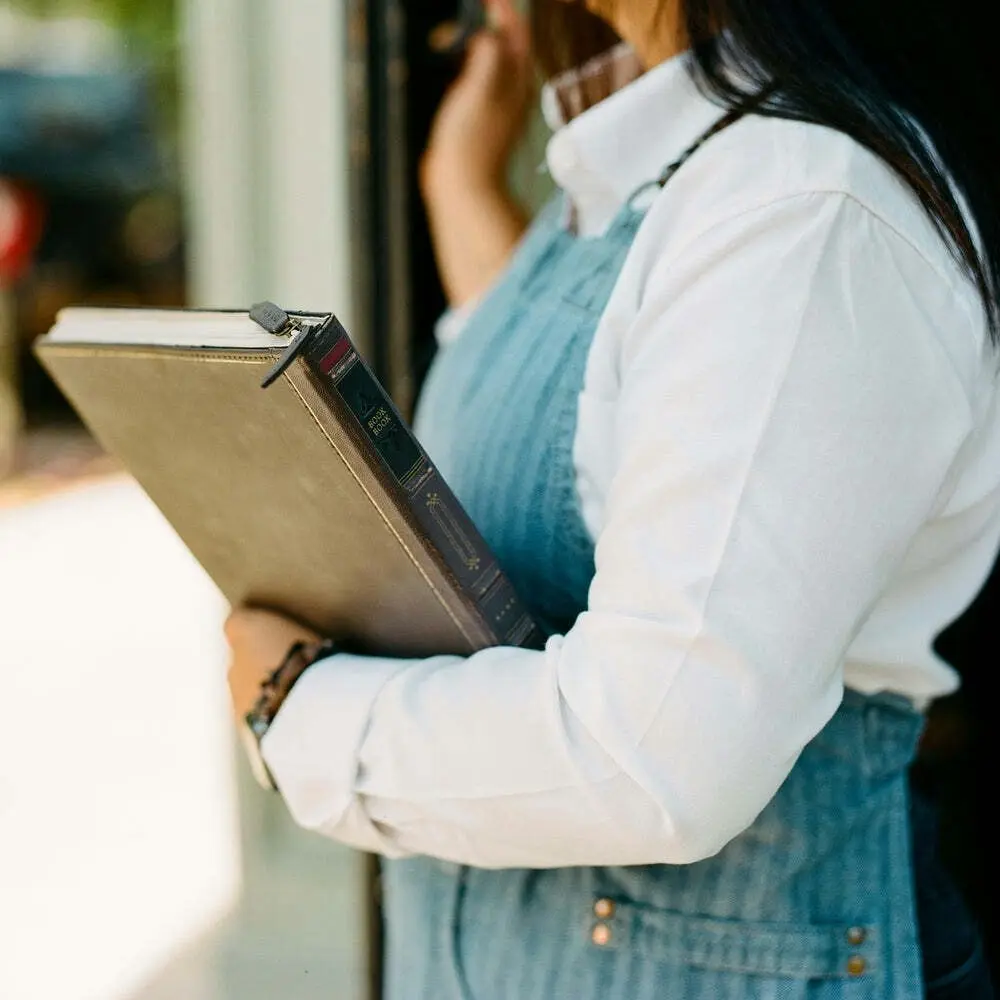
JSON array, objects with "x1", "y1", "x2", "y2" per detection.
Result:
[{"x1": 384, "y1": 123, "x2": 929, "y2": 999}]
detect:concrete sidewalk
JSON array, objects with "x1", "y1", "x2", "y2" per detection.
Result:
[{"x1": 0, "y1": 475, "x2": 366, "y2": 1000}]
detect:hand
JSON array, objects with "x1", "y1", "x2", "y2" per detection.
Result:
[
  {"x1": 419, "y1": 0, "x2": 534, "y2": 307},
  {"x1": 224, "y1": 608, "x2": 321, "y2": 723},
  {"x1": 422, "y1": 0, "x2": 534, "y2": 196}
]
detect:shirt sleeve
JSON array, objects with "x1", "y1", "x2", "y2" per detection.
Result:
[{"x1": 262, "y1": 192, "x2": 974, "y2": 868}]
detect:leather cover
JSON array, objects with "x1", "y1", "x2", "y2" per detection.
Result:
[{"x1": 35, "y1": 339, "x2": 508, "y2": 657}]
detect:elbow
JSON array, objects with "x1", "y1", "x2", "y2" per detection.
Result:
[
  {"x1": 658, "y1": 816, "x2": 749, "y2": 865},
  {"x1": 605, "y1": 771, "x2": 766, "y2": 867}
]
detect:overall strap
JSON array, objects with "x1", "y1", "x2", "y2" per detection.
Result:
[{"x1": 625, "y1": 106, "x2": 746, "y2": 208}]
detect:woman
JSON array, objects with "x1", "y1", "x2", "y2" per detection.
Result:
[{"x1": 226, "y1": 0, "x2": 999, "y2": 996}]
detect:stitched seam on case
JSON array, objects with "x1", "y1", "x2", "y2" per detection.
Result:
[{"x1": 37, "y1": 348, "x2": 273, "y2": 363}]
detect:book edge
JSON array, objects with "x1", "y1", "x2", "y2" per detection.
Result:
[{"x1": 284, "y1": 362, "x2": 493, "y2": 651}]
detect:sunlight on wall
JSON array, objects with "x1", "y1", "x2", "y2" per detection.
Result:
[{"x1": 0, "y1": 476, "x2": 241, "y2": 1000}]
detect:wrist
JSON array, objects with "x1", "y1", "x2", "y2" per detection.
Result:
[
  {"x1": 420, "y1": 150, "x2": 510, "y2": 206},
  {"x1": 241, "y1": 638, "x2": 339, "y2": 790},
  {"x1": 424, "y1": 178, "x2": 529, "y2": 307}
]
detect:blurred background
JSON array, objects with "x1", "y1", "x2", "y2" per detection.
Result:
[
  {"x1": 0, "y1": 2, "x2": 550, "y2": 998},
  {"x1": 0, "y1": 2, "x2": 994, "y2": 999}
]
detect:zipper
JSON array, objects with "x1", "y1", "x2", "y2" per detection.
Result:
[
  {"x1": 250, "y1": 300, "x2": 332, "y2": 389},
  {"x1": 249, "y1": 300, "x2": 305, "y2": 338}
]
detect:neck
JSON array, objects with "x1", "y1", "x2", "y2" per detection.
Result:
[
  {"x1": 639, "y1": 38, "x2": 687, "y2": 69},
  {"x1": 618, "y1": 6, "x2": 688, "y2": 69}
]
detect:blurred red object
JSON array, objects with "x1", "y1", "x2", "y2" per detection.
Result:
[{"x1": 0, "y1": 180, "x2": 45, "y2": 285}]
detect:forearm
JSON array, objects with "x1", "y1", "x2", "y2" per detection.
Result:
[
  {"x1": 258, "y1": 195, "x2": 972, "y2": 870},
  {"x1": 421, "y1": 163, "x2": 529, "y2": 308}
]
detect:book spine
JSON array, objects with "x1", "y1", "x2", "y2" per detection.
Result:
[{"x1": 301, "y1": 317, "x2": 545, "y2": 651}]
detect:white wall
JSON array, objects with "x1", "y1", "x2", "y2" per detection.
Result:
[
  {"x1": 180, "y1": 0, "x2": 357, "y2": 338},
  {"x1": 177, "y1": 3, "x2": 370, "y2": 998}
]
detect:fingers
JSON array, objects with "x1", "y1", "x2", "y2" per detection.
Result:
[
  {"x1": 224, "y1": 607, "x2": 318, "y2": 652},
  {"x1": 224, "y1": 607, "x2": 278, "y2": 644},
  {"x1": 463, "y1": 3, "x2": 531, "y2": 91},
  {"x1": 487, "y1": 0, "x2": 530, "y2": 53},
  {"x1": 489, "y1": 0, "x2": 530, "y2": 60},
  {"x1": 464, "y1": 30, "x2": 506, "y2": 85}
]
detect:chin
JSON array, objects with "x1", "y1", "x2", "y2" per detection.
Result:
[
  {"x1": 583, "y1": 0, "x2": 615, "y2": 20},
  {"x1": 584, "y1": 0, "x2": 633, "y2": 40}
]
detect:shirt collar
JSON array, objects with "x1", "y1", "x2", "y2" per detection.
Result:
[
  {"x1": 542, "y1": 46, "x2": 728, "y2": 236},
  {"x1": 541, "y1": 42, "x2": 645, "y2": 127}
]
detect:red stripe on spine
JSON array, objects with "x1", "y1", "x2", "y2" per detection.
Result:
[{"x1": 319, "y1": 336, "x2": 351, "y2": 374}]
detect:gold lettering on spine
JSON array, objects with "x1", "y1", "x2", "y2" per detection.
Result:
[
  {"x1": 425, "y1": 492, "x2": 481, "y2": 571},
  {"x1": 367, "y1": 406, "x2": 391, "y2": 436},
  {"x1": 494, "y1": 595, "x2": 517, "y2": 623}
]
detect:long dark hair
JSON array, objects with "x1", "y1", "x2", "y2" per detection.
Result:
[{"x1": 531, "y1": 0, "x2": 1000, "y2": 344}]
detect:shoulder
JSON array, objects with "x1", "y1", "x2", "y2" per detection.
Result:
[
  {"x1": 651, "y1": 112, "x2": 955, "y2": 278},
  {"x1": 625, "y1": 111, "x2": 988, "y2": 395}
]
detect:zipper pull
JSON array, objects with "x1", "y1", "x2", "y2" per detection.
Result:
[
  {"x1": 250, "y1": 300, "x2": 326, "y2": 389},
  {"x1": 250, "y1": 302, "x2": 334, "y2": 389},
  {"x1": 250, "y1": 300, "x2": 301, "y2": 337}
]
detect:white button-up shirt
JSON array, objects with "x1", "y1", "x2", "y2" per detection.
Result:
[{"x1": 263, "y1": 51, "x2": 1000, "y2": 869}]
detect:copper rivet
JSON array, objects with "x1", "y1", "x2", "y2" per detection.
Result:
[
  {"x1": 846, "y1": 926, "x2": 867, "y2": 946},
  {"x1": 592, "y1": 923, "x2": 612, "y2": 947},
  {"x1": 847, "y1": 956, "x2": 867, "y2": 977},
  {"x1": 594, "y1": 898, "x2": 616, "y2": 920}
]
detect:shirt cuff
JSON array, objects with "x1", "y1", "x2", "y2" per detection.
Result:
[{"x1": 260, "y1": 652, "x2": 411, "y2": 856}]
